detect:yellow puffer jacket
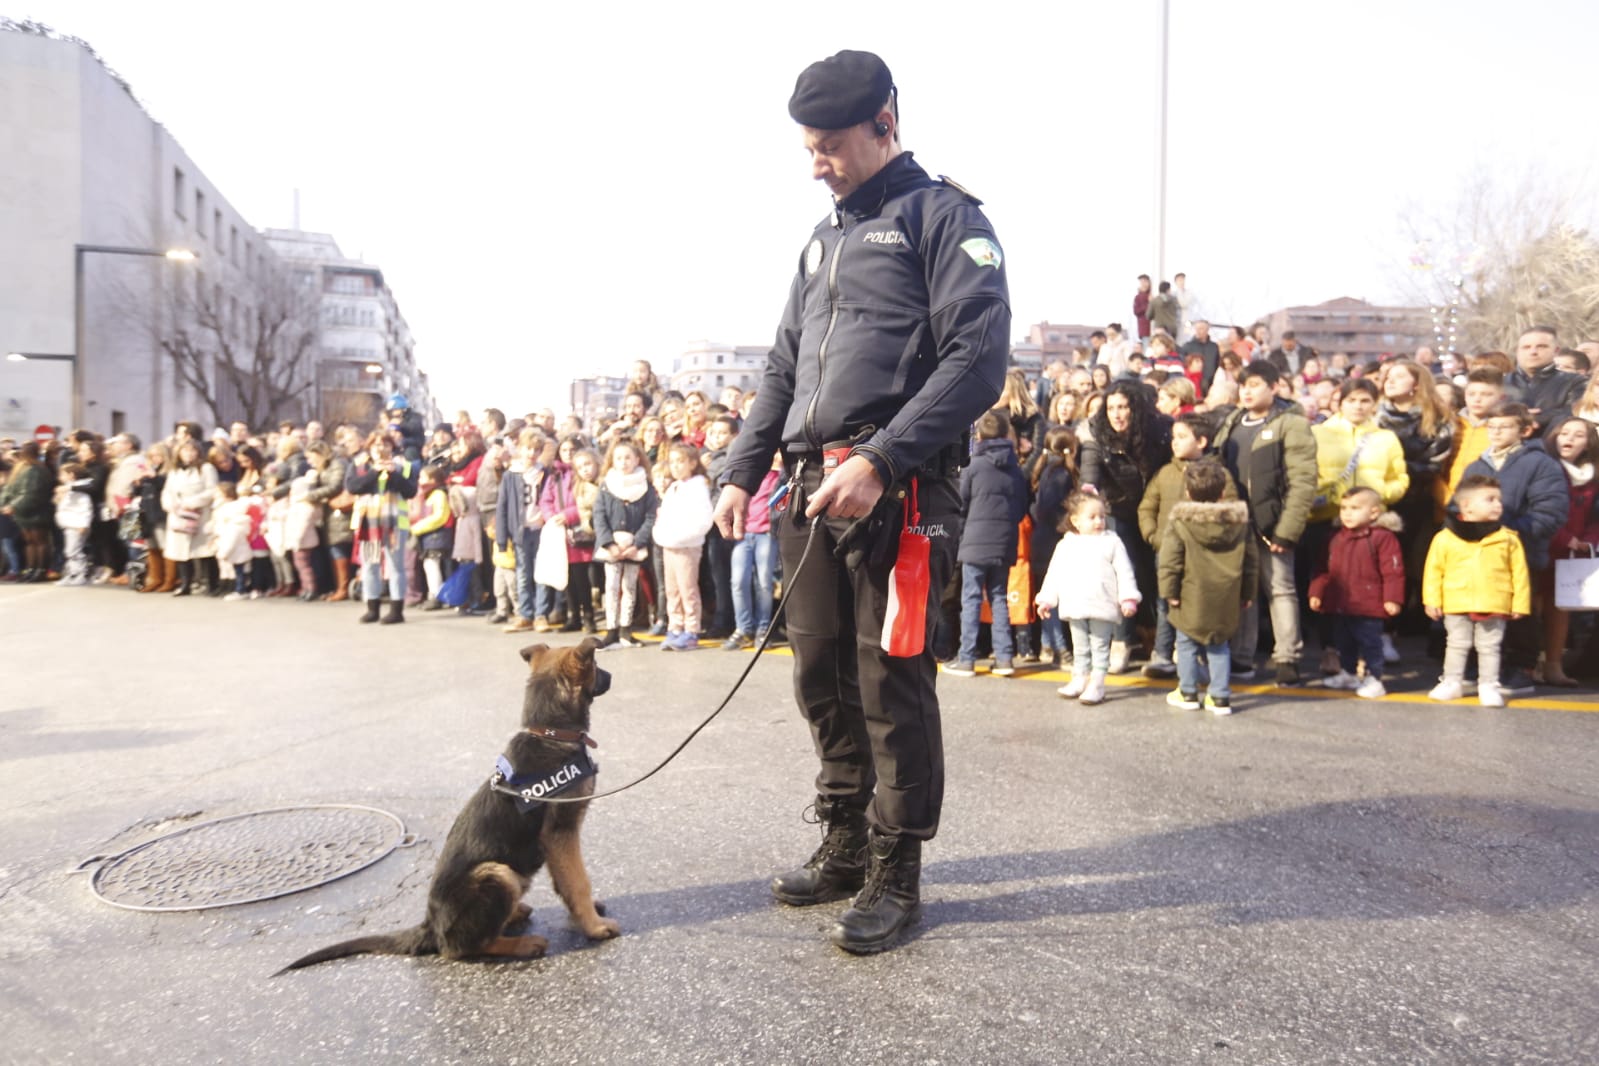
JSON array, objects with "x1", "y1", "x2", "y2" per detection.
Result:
[
  {"x1": 1422, "y1": 524, "x2": 1531, "y2": 616},
  {"x1": 1311, "y1": 416, "x2": 1409, "y2": 522}
]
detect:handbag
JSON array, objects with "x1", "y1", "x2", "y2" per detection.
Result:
[
  {"x1": 1554, "y1": 547, "x2": 1599, "y2": 610},
  {"x1": 328, "y1": 489, "x2": 356, "y2": 513},
  {"x1": 881, "y1": 480, "x2": 931, "y2": 657},
  {"x1": 170, "y1": 508, "x2": 201, "y2": 536},
  {"x1": 981, "y1": 515, "x2": 1035, "y2": 626},
  {"x1": 535, "y1": 526, "x2": 570, "y2": 591},
  {"x1": 437, "y1": 561, "x2": 477, "y2": 607}
]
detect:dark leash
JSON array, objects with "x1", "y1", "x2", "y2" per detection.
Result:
[{"x1": 530, "y1": 514, "x2": 823, "y2": 804}]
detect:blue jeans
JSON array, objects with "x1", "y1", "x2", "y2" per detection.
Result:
[
  {"x1": 1153, "y1": 596, "x2": 1175, "y2": 662},
  {"x1": 515, "y1": 527, "x2": 538, "y2": 619},
  {"x1": 1334, "y1": 614, "x2": 1385, "y2": 680},
  {"x1": 1177, "y1": 630, "x2": 1232, "y2": 700},
  {"x1": 360, "y1": 536, "x2": 407, "y2": 601},
  {"x1": 1041, "y1": 615, "x2": 1065, "y2": 653},
  {"x1": 959, "y1": 562, "x2": 1013, "y2": 664},
  {"x1": 730, "y1": 530, "x2": 776, "y2": 636}
]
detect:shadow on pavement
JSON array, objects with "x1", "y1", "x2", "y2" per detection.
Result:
[{"x1": 595, "y1": 795, "x2": 1599, "y2": 937}]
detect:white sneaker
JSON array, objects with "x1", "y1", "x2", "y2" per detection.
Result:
[
  {"x1": 1323, "y1": 670, "x2": 1361, "y2": 690},
  {"x1": 1057, "y1": 675, "x2": 1087, "y2": 699},
  {"x1": 1079, "y1": 673, "x2": 1108, "y2": 705},
  {"x1": 1429, "y1": 678, "x2": 1465, "y2": 701},
  {"x1": 1381, "y1": 633, "x2": 1400, "y2": 664},
  {"x1": 1108, "y1": 641, "x2": 1131, "y2": 674},
  {"x1": 1355, "y1": 675, "x2": 1387, "y2": 699},
  {"x1": 223, "y1": 591, "x2": 247, "y2": 602},
  {"x1": 1478, "y1": 684, "x2": 1505, "y2": 708}
]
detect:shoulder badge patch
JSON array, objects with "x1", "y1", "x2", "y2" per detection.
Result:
[
  {"x1": 937, "y1": 175, "x2": 983, "y2": 205},
  {"x1": 960, "y1": 237, "x2": 1003, "y2": 269},
  {"x1": 805, "y1": 239, "x2": 824, "y2": 276}
]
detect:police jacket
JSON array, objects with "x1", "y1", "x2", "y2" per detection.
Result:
[{"x1": 720, "y1": 153, "x2": 1011, "y2": 494}]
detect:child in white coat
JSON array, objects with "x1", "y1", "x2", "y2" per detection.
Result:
[
  {"x1": 1035, "y1": 491, "x2": 1141, "y2": 705},
  {"x1": 650, "y1": 442, "x2": 715, "y2": 650}
]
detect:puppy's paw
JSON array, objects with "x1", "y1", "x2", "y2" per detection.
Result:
[{"x1": 583, "y1": 916, "x2": 621, "y2": 940}]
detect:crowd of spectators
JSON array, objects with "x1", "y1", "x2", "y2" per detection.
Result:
[{"x1": 7, "y1": 294, "x2": 1599, "y2": 708}]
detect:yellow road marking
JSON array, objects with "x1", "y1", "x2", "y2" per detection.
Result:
[{"x1": 641, "y1": 634, "x2": 1599, "y2": 713}]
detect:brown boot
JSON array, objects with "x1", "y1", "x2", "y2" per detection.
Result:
[
  {"x1": 141, "y1": 549, "x2": 166, "y2": 592},
  {"x1": 153, "y1": 553, "x2": 178, "y2": 593},
  {"x1": 325, "y1": 558, "x2": 350, "y2": 602}
]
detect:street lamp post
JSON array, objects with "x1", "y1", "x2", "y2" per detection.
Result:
[{"x1": 73, "y1": 244, "x2": 197, "y2": 430}]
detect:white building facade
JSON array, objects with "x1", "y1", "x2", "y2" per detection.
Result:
[
  {"x1": 0, "y1": 24, "x2": 433, "y2": 440},
  {"x1": 263, "y1": 229, "x2": 434, "y2": 429}
]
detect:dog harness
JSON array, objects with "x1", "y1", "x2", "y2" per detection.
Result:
[{"x1": 488, "y1": 730, "x2": 599, "y2": 813}]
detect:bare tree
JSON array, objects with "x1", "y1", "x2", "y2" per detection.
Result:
[
  {"x1": 1400, "y1": 168, "x2": 1599, "y2": 354},
  {"x1": 153, "y1": 266, "x2": 322, "y2": 431}
]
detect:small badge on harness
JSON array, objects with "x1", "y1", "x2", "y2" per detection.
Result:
[{"x1": 492, "y1": 751, "x2": 598, "y2": 813}]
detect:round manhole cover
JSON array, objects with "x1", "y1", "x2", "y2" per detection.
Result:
[{"x1": 83, "y1": 804, "x2": 415, "y2": 912}]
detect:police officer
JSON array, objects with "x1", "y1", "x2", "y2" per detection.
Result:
[{"x1": 713, "y1": 50, "x2": 1010, "y2": 954}]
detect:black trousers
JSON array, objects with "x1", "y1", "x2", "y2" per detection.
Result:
[{"x1": 778, "y1": 466, "x2": 961, "y2": 841}]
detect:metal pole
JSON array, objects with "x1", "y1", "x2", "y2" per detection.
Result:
[
  {"x1": 73, "y1": 245, "x2": 86, "y2": 430},
  {"x1": 1155, "y1": 0, "x2": 1170, "y2": 283}
]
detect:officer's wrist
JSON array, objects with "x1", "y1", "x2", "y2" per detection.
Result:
[{"x1": 850, "y1": 446, "x2": 894, "y2": 488}]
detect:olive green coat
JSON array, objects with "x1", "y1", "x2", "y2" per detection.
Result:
[{"x1": 1157, "y1": 499, "x2": 1258, "y2": 645}]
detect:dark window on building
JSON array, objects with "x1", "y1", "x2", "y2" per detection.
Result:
[
  {"x1": 173, "y1": 168, "x2": 186, "y2": 218},
  {"x1": 196, "y1": 191, "x2": 207, "y2": 235}
]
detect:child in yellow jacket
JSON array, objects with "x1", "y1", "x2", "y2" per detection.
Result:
[{"x1": 1422, "y1": 474, "x2": 1530, "y2": 708}]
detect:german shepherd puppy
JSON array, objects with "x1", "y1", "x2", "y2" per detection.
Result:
[{"x1": 276, "y1": 639, "x2": 620, "y2": 973}]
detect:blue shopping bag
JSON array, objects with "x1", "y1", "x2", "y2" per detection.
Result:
[{"x1": 437, "y1": 561, "x2": 477, "y2": 607}]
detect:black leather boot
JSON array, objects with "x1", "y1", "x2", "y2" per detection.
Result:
[
  {"x1": 771, "y1": 798, "x2": 869, "y2": 905},
  {"x1": 828, "y1": 831, "x2": 922, "y2": 954},
  {"x1": 380, "y1": 600, "x2": 405, "y2": 625},
  {"x1": 359, "y1": 599, "x2": 381, "y2": 624}
]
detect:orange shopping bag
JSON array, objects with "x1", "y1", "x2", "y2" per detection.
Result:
[{"x1": 981, "y1": 515, "x2": 1034, "y2": 626}]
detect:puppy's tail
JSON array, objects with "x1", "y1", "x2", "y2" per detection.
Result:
[{"x1": 272, "y1": 923, "x2": 434, "y2": 976}]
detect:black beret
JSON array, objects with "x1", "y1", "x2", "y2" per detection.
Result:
[{"x1": 788, "y1": 50, "x2": 893, "y2": 130}]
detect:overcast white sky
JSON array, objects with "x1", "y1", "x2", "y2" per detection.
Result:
[{"x1": 20, "y1": 0, "x2": 1599, "y2": 412}]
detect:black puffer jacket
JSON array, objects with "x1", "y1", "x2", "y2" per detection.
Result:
[
  {"x1": 957, "y1": 438, "x2": 1028, "y2": 566},
  {"x1": 721, "y1": 153, "x2": 1011, "y2": 493},
  {"x1": 1079, "y1": 415, "x2": 1173, "y2": 523}
]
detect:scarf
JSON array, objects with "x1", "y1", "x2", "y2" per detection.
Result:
[
  {"x1": 604, "y1": 466, "x2": 648, "y2": 504},
  {"x1": 1562, "y1": 460, "x2": 1594, "y2": 488}
]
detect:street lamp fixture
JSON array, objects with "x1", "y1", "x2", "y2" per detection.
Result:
[
  {"x1": 6, "y1": 351, "x2": 76, "y2": 363},
  {"x1": 73, "y1": 243, "x2": 200, "y2": 429},
  {"x1": 363, "y1": 363, "x2": 383, "y2": 376}
]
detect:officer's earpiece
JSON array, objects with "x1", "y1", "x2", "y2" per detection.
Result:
[{"x1": 874, "y1": 120, "x2": 890, "y2": 138}]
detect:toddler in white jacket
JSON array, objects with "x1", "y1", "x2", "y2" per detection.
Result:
[
  {"x1": 1035, "y1": 492, "x2": 1141, "y2": 705},
  {"x1": 651, "y1": 442, "x2": 714, "y2": 650}
]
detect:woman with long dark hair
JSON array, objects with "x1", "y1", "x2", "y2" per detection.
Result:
[{"x1": 1079, "y1": 381, "x2": 1172, "y2": 671}]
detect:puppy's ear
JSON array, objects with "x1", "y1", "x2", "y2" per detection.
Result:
[
  {"x1": 575, "y1": 636, "x2": 601, "y2": 662},
  {"x1": 519, "y1": 644, "x2": 551, "y2": 668}
]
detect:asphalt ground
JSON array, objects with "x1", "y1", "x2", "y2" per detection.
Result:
[{"x1": 2, "y1": 584, "x2": 1597, "y2": 1065}]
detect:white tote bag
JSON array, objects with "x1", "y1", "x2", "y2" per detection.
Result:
[
  {"x1": 1554, "y1": 548, "x2": 1599, "y2": 610},
  {"x1": 534, "y1": 527, "x2": 569, "y2": 591}
]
